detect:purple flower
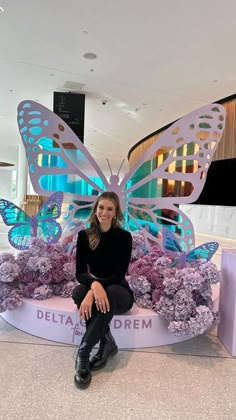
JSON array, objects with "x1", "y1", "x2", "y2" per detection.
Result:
[
  {"x1": 53, "y1": 280, "x2": 76, "y2": 297},
  {"x1": 151, "y1": 286, "x2": 164, "y2": 304},
  {"x1": 0, "y1": 253, "x2": 15, "y2": 265},
  {"x1": 163, "y1": 275, "x2": 182, "y2": 296},
  {"x1": 135, "y1": 294, "x2": 153, "y2": 309},
  {"x1": 21, "y1": 281, "x2": 40, "y2": 297},
  {"x1": 155, "y1": 296, "x2": 175, "y2": 321},
  {"x1": 197, "y1": 261, "x2": 220, "y2": 284},
  {"x1": 128, "y1": 275, "x2": 151, "y2": 297},
  {"x1": 31, "y1": 285, "x2": 53, "y2": 300},
  {"x1": 154, "y1": 256, "x2": 171, "y2": 269},
  {"x1": 169, "y1": 305, "x2": 214, "y2": 337},
  {"x1": 18, "y1": 271, "x2": 37, "y2": 284},
  {"x1": 38, "y1": 273, "x2": 53, "y2": 285},
  {"x1": 28, "y1": 238, "x2": 46, "y2": 255},
  {"x1": 16, "y1": 251, "x2": 30, "y2": 269},
  {"x1": 0, "y1": 283, "x2": 22, "y2": 313},
  {"x1": 0, "y1": 262, "x2": 20, "y2": 283},
  {"x1": 2, "y1": 295, "x2": 22, "y2": 312},
  {"x1": 26, "y1": 257, "x2": 41, "y2": 272},
  {"x1": 35, "y1": 257, "x2": 52, "y2": 274},
  {"x1": 178, "y1": 268, "x2": 205, "y2": 292},
  {"x1": 63, "y1": 262, "x2": 76, "y2": 281}
]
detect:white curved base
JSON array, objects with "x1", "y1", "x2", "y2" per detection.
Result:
[{"x1": 0, "y1": 290, "x2": 218, "y2": 348}]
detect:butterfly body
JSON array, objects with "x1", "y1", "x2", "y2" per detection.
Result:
[
  {"x1": 0, "y1": 192, "x2": 63, "y2": 250},
  {"x1": 29, "y1": 216, "x2": 37, "y2": 237},
  {"x1": 17, "y1": 100, "x2": 226, "y2": 252}
]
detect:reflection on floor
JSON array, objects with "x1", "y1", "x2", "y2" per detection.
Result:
[{"x1": 1, "y1": 224, "x2": 236, "y2": 419}]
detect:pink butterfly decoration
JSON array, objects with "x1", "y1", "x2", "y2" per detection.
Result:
[{"x1": 17, "y1": 101, "x2": 226, "y2": 252}]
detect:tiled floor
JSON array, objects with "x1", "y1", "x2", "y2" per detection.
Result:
[{"x1": 0, "y1": 316, "x2": 236, "y2": 420}]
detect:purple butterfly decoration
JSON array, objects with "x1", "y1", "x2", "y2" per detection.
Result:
[
  {"x1": 0, "y1": 192, "x2": 63, "y2": 250},
  {"x1": 162, "y1": 226, "x2": 219, "y2": 268},
  {"x1": 17, "y1": 101, "x2": 226, "y2": 252}
]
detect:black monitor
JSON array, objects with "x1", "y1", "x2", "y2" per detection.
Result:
[{"x1": 53, "y1": 92, "x2": 85, "y2": 143}]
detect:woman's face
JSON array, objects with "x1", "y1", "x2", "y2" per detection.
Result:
[{"x1": 96, "y1": 198, "x2": 116, "y2": 231}]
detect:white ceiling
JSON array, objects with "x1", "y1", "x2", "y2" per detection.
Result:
[{"x1": 1, "y1": 0, "x2": 236, "y2": 177}]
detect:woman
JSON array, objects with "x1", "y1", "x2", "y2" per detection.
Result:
[{"x1": 72, "y1": 191, "x2": 134, "y2": 389}]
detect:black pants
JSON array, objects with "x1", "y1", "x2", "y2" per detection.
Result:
[{"x1": 72, "y1": 284, "x2": 134, "y2": 347}]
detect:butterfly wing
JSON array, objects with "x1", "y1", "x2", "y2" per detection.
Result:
[
  {"x1": 162, "y1": 226, "x2": 183, "y2": 253},
  {"x1": 37, "y1": 220, "x2": 62, "y2": 245},
  {"x1": 124, "y1": 201, "x2": 194, "y2": 251},
  {"x1": 0, "y1": 199, "x2": 31, "y2": 225},
  {"x1": 0, "y1": 199, "x2": 33, "y2": 250},
  {"x1": 17, "y1": 100, "x2": 110, "y2": 202},
  {"x1": 17, "y1": 101, "x2": 226, "y2": 252},
  {"x1": 186, "y1": 242, "x2": 219, "y2": 263},
  {"x1": 8, "y1": 225, "x2": 32, "y2": 250},
  {"x1": 119, "y1": 103, "x2": 226, "y2": 250},
  {"x1": 35, "y1": 191, "x2": 63, "y2": 221},
  {"x1": 34, "y1": 192, "x2": 63, "y2": 244}
]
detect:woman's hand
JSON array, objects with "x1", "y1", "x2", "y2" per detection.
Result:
[
  {"x1": 79, "y1": 290, "x2": 94, "y2": 320},
  {"x1": 91, "y1": 281, "x2": 110, "y2": 313}
]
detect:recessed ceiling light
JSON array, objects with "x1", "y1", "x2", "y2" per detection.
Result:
[
  {"x1": 83, "y1": 52, "x2": 98, "y2": 60},
  {"x1": 50, "y1": 73, "x2": 55, "y2": 77},
  {"x1": 0, "y1": 6, "x2": 4, "y2": 13},
  {"x1": 213, "y1": 80, "x2": 218, "y2": 83},
  {"x1": 82, "y1": 30, "x2": 88, "y2": 35},
  {"x1": 142, "y1": 102, "x2": 148, "y2": 106},
  {"x1": 90, "y1": 68, "x2": 95, "y2": 72},
  {"x1": 9, "y1": 89, "x2": 15, "y2": 93}
]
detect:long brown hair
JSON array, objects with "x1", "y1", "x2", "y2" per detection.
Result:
[{"x1": 86, "y1": 192, "x2": 123, "y2": 250}]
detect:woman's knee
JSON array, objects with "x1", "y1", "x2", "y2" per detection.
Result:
[
  {"x1": 72, "y1": 284, "x2": 88, "y2": 306},
  {"x1": 106, "y1": 285, "x2": 122, "y2": 301},
  {"x1": 106, "y1": 285, "x2": 131, "y2": 312}
]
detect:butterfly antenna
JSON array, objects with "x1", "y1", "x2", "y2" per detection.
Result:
[
  {"x1": 106, "y1": 158, "x2": 113, "y2": 176},
  {"x1": 117, "y1": 159, "x2": 125, "y2": 176}
]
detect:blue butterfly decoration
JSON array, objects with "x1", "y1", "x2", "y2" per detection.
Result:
[
  {"x1": 162, "y1": 227, "x2": 219, "y2": 268},
  {"x1": 0, "y1": 191, "x2": 63, "y2": 250}
]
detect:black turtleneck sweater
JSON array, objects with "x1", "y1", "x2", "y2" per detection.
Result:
[{"x1": 76, "y1": 226, "x2": 132, "y2": 291}]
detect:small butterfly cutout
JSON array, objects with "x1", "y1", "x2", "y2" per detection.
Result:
[
  {"x1": 162, "y1": 226, "x2": 219, "y2": 268},
  {"x1": 0, "y1": 191, "x2": 63, "y2": 250},
  {"x1": 17, "y1": 100, "x2": 226, "y2": 252}
]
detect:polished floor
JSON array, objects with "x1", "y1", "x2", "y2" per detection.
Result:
[{"x1": 0, "y1": 316, "x2": 236, "y2": 420}]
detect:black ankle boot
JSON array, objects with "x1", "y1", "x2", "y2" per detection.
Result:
[
  {"x1": 74, "y1": 342, "x2": 93, "y2": 388},
  {"x1": 90, "y1": 331, "x2": 118, "y2": 371}
]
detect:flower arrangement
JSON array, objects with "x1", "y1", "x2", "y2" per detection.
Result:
[
  {"x1": 128, "y1": 235, "x2": 220, "y2": 337},
  {"x1": 0, "y1": 238, "x2": 77, "y2": 311},
  {"x1": 0, "y1": 231, "x2": 220, "y2": 338}
]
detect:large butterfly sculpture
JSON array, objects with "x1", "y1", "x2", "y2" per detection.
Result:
[
  {"x1": 0, "y1": 191, "x2": 63, "y2": 250},
  {"x1": 162, "y1": 226, "x2": 219, "y2": 268},
  {"x1": 17, "y1": 100, "x2": 226, "y2": 252}
]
